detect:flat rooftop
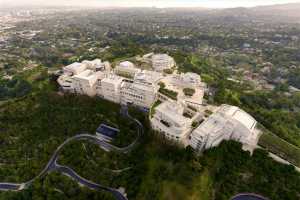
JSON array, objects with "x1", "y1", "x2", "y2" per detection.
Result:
[
  {"x1": 96, "y1": 124, "x2": 120, "y2": 138},
  {"x1": 193, "y1": 112, "x2": 230, "y2": 137},
  {"x1": 63, "y1": 62, "x2": 86, "y2": 74},
  {"x1": 134, "y1": 70, "x2": 163, "y2": 84},
  {"x1": 102, "y1": 74, "x2": 124, "y2": 85},
  {"x1": 74, "y1": 70, "x2": 94, "y2": 79},
  {"x1": 156, "y1": 101, "x2": 191, "y2": 126}
]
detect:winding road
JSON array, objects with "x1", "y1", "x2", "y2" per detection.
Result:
[
  {"x1": 0, "y1": 105, "x2": 143, "y2": 200},
  {"x1": 231, "y1": 193, "x2": 269, "y2": 200}
]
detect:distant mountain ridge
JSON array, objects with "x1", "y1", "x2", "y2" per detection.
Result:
[
  {"x1": 251, "y1": 3, "x2": 300, "y2": 18},
  {"x1": 252, "y1": 2, "x2": 300, "y2": 11},
  {"x1": 208, "y1": 3, "x2": 300, "y2": 22}
]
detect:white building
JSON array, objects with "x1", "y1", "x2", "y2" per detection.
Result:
[
  {"x1": 58, "y1": 60, "x2": 163, "y2": 108},
  {"x1": 73, "y1": 70, "x2": 105, "y2": 97},
  {"x1": 119, "y1": 70, "x2": 163, "y2": 108},
  {"x1": 58, "y1": 59, "x2": 111, "y2": 95},
  {"x1": 152, "y1": 54, "x2": 175, "y2": 72},
  {"x1": 82, "y1": 59, "x2": 103, "y2": 71},
  {"x1": 189, "y1": 105, "x2": 259, "y2": 152},
  {"x1": 150, "y1": 101, "x2": 194, "y2": 144},
  {"x1": 160, "y1": 72, "x2": 205, "y2": 109},
  {"x1": 115, "y1": 61, "x2": 140, "y2": 78},
  {"x1": 99, "y1": 74, "x2": 124, "y2": 103},
  {"x1": 84, "y1": 59, "x2": 112, "y2": 72},
  {"x1": 172, "y1": 72, "x2": 202, "y2": 88},
  {"x1": 102, "y1": 61, "x2": 112, "y2": 72},
  {"x1": 63, "y1": 62, "x2": 87, "y2": 76},
  {"x1": 120, "y1": 79, "x2": 159, "y2": 109},
  {"x1": 141, "y1": 52, "x2": 154, "y2": 63},
  {"x1": 62, "y1": 59, "x2": 109, "y2": 76},
  {"x1": 134, "y1": 70, "x2": 163, "y2": 85},
  {"x1": 57, "y1": 75, "x2": 74, "y2": 92}
]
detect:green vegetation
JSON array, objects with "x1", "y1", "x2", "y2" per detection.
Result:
[
  {"x1": 189, "y1": 169, "x2": 213, "y2": 200},
  {"x1": 115, "y1": 71, "x2": 134, "y2": 79},
  {"x1": 206, "y1": 142, "x2": 300, "y2": 200},
  {"x1": 0, "y1": 66, "x2": 49, "y2": 101},
  {"x1": 172, "y1": 53, "x2": 228, "y2": 86},
  {"x1": 258, "y1": 127, "x2": 300, "y2": 167},
  {"x1": 0, "y1": 91, "x2": 137, "y2": 182},
  {"x1": 1, "y1": 116, "x2": 300, "y2": 200},
  {"x1": 150, "y1": 100, "x2": 162, "y2": 118},
  {"x1": 158, "y1": 82, "x2": 166, "y2": 89},
  {"x1": 204, "y1": 109, "x2": 213, "y2": 117},
  {"x1": 183, "y1": 112, "x2": 193, "y2": 118},
  {"x1": 204, "y1": 109, "x2": 213, "y2": 115},
  {"x1": 158, "y1": 88, "x2": 178, "y2": 100},
  {"x1": 158, "y1": 80, "x2": 177, "y2": 100},
  {"x1": 288, "y1": 68, "x2": 300, "y2": 88},
  {"x1": 163, "y1": 69, "x2": 173, "y2": 74},
  {"x1": 192, "y1": 121, "x2": 200, "y2": 128},
  {"x1": 0, "y1": 78, "x2": 31, "y2": 101},
  {"x1": 240, "y1": 92, "x2": 300, "y2": 148},
  {"x1": 183, "y1": 88, "x2": 195, "y2": 97},
  {"x1": 187, "y1": 105, "x2": 197, "y2": 112}
]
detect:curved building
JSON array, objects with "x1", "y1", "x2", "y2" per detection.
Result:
[
  {"x1": 150, "y1": 101, "x2": 194, "y2": 144},
  {"x1": 189, "y1": 104, "x2": 260, "y2": 152},
  {"x1": 152, "y1": 54, "x2": 175, "y2": 72}
]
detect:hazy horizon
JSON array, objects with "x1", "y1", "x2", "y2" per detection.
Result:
[{"x1": 1, "y1": 0, "x2": 300, "y2": 9}]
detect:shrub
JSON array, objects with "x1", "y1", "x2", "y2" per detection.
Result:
[
  {"x1": 159, "y1": 88, "x2": 178, "y2": 100},
  {"x1": 183, "y1": 88, "x2": 195, "y2": 96}
]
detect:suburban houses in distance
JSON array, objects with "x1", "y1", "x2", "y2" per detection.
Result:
[{"x1": 57, "y1": 53, "x2": 261, "y2": 153}]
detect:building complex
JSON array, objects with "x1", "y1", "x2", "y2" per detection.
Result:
[{"x1": 57, "y1": 53, "x2": 261, "y2": 153}]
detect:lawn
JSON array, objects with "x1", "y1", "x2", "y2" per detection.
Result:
[{"x1": 258, "y1": 128, "x2": 300, "y2": 167}]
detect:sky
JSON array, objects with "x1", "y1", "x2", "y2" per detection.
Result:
[{"x1": 1, "y1": 0, "x2": 300, "y2": 8}]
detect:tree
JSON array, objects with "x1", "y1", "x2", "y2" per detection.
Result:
[{"x1": 183, "y1": 88, "x2": 195, "y2": 96}]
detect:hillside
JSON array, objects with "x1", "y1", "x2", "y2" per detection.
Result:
[
  {"x1": 209, "y1": 3, "x2": 300, "y2": 22},
  {"x1": 252, "y1": 3, "x2": 300, "y2": 20}
]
